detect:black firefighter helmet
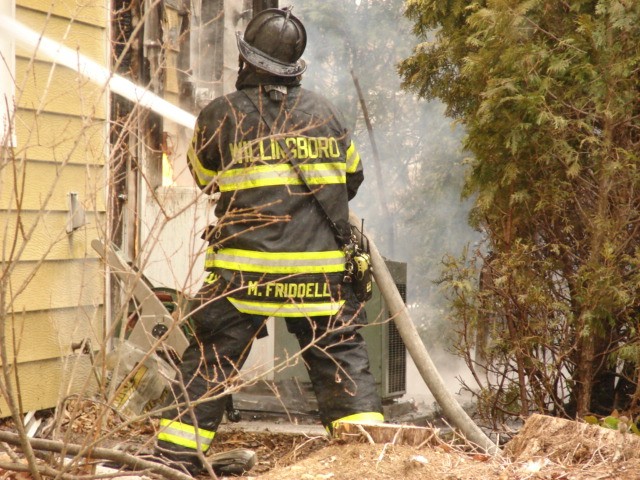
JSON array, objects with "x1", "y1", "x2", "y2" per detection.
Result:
[{"x1": 236, "y1": 7, "x2": 307, "y2": 77}]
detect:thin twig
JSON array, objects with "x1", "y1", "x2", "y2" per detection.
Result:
[
  {"x1": 0, "y1": 430, "x2": 192, "y2": 480},
  {"x1": 0, "y1": 460, "x2": 146, "y2": 480},
  {"x1": 0, "y1": 441, "x2": 21, "y2": 462},
  {"x1": 390, "y1": 427, "x2": 403, "y2": 446},
  {"x1": 355, "y1": 424, "x2": 376, "y2": 445},
  {"x1": 376, "y1": 442, "x2": 389, "y2": 466}
]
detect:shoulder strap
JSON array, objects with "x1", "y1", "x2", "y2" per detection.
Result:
[{"x1": 241, "y1": 89, "x2": 351, "y2": 245}]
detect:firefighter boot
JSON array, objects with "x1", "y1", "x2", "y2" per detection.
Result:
[
  {"x1": 207, "y1": 448, "x2": 257, "y2": 476},
  {"x1": 153, "y1": 446, "x2": 257, "y2": 477}
]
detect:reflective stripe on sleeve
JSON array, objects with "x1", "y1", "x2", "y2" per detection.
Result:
[
  {"x1": 228, "y1": 297, "x2": 344, "y2": 317},
  {"x1": 345, "y1": 141, "x2": 361, "y2": 173},
  {"x1": 217, "y1": 162, "x2": 346, "y2": 191},
  {"x1": 299, "y1": 162, "x2": 346, "y2": 185},
  {"x1": 187, "y1": 144, "x2": 217, "y2": 188},
  {"x1": 205, "y1": 247, "x2": 346, "y2": 274},
  {"x1": 157, "y1": 419, "x2": 215, "y2": 451}
]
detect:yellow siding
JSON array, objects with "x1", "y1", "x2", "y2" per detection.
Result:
[
  {"x1": 0, "y1": 211, "x2": 104, "y2": 262},
  {"x1": 1, "y1": 306, "x2": 104, "y2": 364},
  {"x1": 0, "y1": 1, "x2": 109, "y2": 418},
  {"x1": 13, "y1": 111, "x2": 107, "y2": 164},
  {"x1": 17, "y1": 59, "x2": 107, "y2": 118},
  {"x1": 18, "y1": 0, "x2": 108, "y2": 28},
  {"x1": 8, "y1": 258, "x2": 103, "y2": 313},
  {"x1": 0, "y1": 355, "x2": 98, "y2": 415},
  {"x1": 0, "y1": 160, "x2": 106, "y2": 211},
  {"x1": 16, "y1": 8, "x2": 107, "y2": 65}
]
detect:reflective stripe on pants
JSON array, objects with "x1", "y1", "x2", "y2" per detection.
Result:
[
  {"x1": 159, "y1": 274, "x2": 382, "y2": 444},
  {"x1": 157, "y1": 418, "x2": 215, "y2": 451}
]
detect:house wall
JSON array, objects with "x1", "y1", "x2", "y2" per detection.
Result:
[{"x1": 0, "y1": 0, "x2": 108, "y2": 415}]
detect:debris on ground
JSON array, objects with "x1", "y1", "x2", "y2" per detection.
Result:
[{"x1": 2, "y1": 400, "x2": 640, "y2": 479}]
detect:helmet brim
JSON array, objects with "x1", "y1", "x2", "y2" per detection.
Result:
[{"x1": 236, "y1": 32, "x2": 307, "y2": 77}]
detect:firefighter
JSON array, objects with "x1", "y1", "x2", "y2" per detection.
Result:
[{"x1": 154, "y1": 7, "x2": 383, "y2": 476}]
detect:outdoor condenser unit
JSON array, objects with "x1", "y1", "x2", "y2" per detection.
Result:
[
  {"x1": 361, "y1": 259, "x2": 407, "y2": 400},
  {"x1": 273, "y1": 259, "x2": 408, "y2": 402}
]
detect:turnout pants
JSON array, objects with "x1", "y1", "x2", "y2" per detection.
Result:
[{"x1": 156, "y1": 275, "x2": 383, "y2": 465}]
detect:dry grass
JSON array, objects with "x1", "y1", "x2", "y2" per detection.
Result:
[{"x1": 2, "y1": 405, "x2": 640, "y2": 480}]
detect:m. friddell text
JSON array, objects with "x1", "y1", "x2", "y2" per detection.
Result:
[{"x1": 247, "y1": 280, "x2": 331, "y2": 299}]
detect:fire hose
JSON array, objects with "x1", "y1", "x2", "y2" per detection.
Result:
[{"x1": 350, "y1": 212, "x2": 499, "y2": 454}]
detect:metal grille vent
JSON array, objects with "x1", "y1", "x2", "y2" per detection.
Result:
[{"x1": 385, "y1": 282, "x2": 407, "y2": 396}]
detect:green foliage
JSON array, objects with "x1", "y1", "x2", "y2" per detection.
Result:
[
  {"x1": 401, "y1": 0, "x2": 640, "y2": 423},
  {"x1": 585, "y1": 413, "x2": 640, "y2": 435}
]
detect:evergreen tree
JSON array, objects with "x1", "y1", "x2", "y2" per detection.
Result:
[{"x1": 400, "y1": 0, "x2": 640, "y2": 421}]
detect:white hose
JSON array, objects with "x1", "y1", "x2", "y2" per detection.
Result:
[
  {"x1": 350, "y1": 212, "x2": 499, "y2": 454},
  {"x1": 0, "y1": 15, "x2": 196, "y2": 130}
]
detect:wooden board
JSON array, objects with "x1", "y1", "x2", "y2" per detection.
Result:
[{"x1": 334, "y1": 422, "x2": 440, "y2": 447}]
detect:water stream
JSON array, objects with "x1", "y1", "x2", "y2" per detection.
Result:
[{"x1": 0, "y1": 14, "x2": 196, "y2": 130}]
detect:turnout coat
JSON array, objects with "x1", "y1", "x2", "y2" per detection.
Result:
[{"x1": 187, "y1": 84, "x2": 364, "y2": 318}]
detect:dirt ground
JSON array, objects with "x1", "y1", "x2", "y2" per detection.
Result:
[
  {"x1": 201, "y1": 410, "x2": 640, "y2": 480},
  {"x1": 241, "y1": 439, "x2": 640, "y2": 480},
  {"x1": 205, "y1": 412, "x2": 640, "y2": 480},
  {"x1": 2, "y1": 405, "x2": 640, "y2": 480},
  {"x1": 219, "y1": 427, "x2": 640, "y2": 480}
]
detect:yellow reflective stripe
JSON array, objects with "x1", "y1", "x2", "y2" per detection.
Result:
[
  {"x1": 345, "y1": 141, "x2": 361, "y2": 173},
  {"x1": 228, "y1": 297, "x2": 344, "y2": 317},
  {"x1": 204, "y1": 272, "x2": 219, "y2": 285},
  {"x1": 299, "y1": 162, "x2": 346, "y2": 185},
  {"x1": 218, "y1": 163, "x2": 302, "y2": 190},
  {"x1": 188, "y1": 144, "x2": 217, "y2": 187},
  {"x1": 217, "y1": 162, "x2": 346, "y2": 191},
  {"x1": 330, "y1": 412, "x2": 384, "y2": 432},
  {"x1": 206, "y1": 247, "x2": 346, "y2": 274},
  {"x1": 157, "y1": 419, "x2": 215, "y2": 451}
]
